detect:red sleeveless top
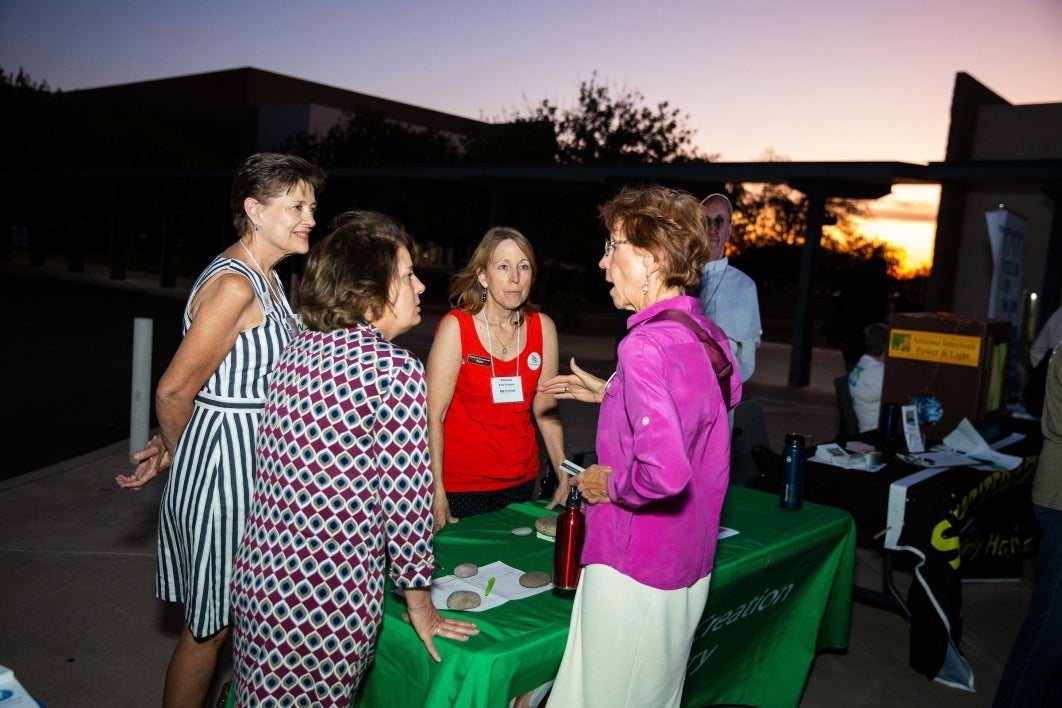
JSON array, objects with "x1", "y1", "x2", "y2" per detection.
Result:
[{"x1": 441, "y1": 309, "x2": 544, "y2": 492}]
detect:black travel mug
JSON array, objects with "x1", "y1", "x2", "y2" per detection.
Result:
[
  {"x1": 780, "y1": 433, "x2": 807, "y2": 510},
  {"x1": 880, "y1": 403, "x2": 901, "y2": 449}
]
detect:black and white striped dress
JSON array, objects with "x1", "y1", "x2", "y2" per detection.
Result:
[{"x1": 156, "y1": 255, "x2": 295, "y2": 640}]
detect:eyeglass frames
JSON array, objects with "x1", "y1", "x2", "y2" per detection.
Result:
[{"x1": 707, "y1": 215, "x2": 728, "y2": 230}]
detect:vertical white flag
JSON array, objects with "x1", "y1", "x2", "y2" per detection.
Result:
[{"x1": 985, "y1": 207, "x2": 1026, "y2": 324}]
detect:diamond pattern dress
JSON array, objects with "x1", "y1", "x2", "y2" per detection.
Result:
[{"x1": 230, "y1": 324, "x2": 435, "y2": 706}]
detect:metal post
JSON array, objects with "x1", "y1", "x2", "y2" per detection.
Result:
[
  {"x1": 788, "y1": 190, "x2": 826, "y2": 388},
  {"x1": 130, "y1": 318, "x2": 153, "y2": 463}
]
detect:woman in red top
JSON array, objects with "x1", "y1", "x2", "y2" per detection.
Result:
[{"x1": 427, "y1": 227, "x2": 569, "y2": 531}]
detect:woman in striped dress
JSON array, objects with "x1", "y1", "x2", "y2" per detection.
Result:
[{"x1": 116, "y1": 153, "x2": 325, "y2": 707}]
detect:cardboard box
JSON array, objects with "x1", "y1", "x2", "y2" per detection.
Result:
[{"x1": 881, "y1": 313, "x2": 1011, "y2": 438}]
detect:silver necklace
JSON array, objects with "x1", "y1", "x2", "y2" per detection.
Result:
[
  {"x1": 239, "y1": 239, "x2": 297, "y2": 335},
  {"x1": 239, "y1": 239, "x2": 282, "y2": 303}
]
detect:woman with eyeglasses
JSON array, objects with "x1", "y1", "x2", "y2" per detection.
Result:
[{"x1": 525, "y1": 185, "x2": 741, "y2": 708}]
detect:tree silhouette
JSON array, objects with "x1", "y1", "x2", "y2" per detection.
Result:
[{"x1": 496, "y1": 72, "x2": 716, "y2": 164}]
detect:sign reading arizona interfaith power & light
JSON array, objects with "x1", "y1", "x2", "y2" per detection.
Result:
[{"x1": 888, "y1": 329, "x2": 981, "y2": 368}]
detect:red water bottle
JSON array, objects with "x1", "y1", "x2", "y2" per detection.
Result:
[{"x1": 553, "y1": 487, "x2": 585, "y2": 589}]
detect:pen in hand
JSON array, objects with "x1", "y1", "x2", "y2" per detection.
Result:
[{"x1": 484, "y1": 576, "x2": 496, "y2": 596}]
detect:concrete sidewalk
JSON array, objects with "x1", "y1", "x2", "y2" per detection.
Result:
[{"x1": 0, "y1": 337, "x2": 1031, "y2": 707}]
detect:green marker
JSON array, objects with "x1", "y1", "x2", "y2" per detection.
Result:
[{"x1": 484, "y1": 576, "x2": 496, "y2": 596}]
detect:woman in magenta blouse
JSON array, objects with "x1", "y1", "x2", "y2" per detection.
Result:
[{"x1": 534, "y1": 185, "x2": 741, "y2": 708}]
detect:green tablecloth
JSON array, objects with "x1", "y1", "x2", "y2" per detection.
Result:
[{"x1": 356, "y1": 486, "x2": 855, "y2": 708}]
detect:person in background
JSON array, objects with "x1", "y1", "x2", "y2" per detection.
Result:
[
  {"x1": 526, "y1": 185, "x2": 740, "y2": 708},
  {"x1": 1025, "y1": 304, "x2": 1062, "y2": 415},
  {"x1": 993, "y1": 341, "x2": 1062, "y2": 707},
  {"x1": 849, "y1": 323, "x2": 890, "y2": 433},
  {"x1": 115, "y1": 153, "x2": 325, "y2": 706},
  {"x1": 230, "y1": 211, "x2": 478, "y2": 706},
  {"x1": 426, "y1": 227, "x2": 569, "y2": 532},
  {"x1": 697, "y1": 193, "x2": 761, "y2": 382},
  {"x1": 1029, "y1": 304, "x2": 1062, "y2": 369}
]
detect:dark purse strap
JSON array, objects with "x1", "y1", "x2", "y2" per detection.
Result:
[{"x1": 645, "y1": 309, "x2": 735, "y2": 410}]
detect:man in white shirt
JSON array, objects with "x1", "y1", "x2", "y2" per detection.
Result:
[
  {"x1": 1030, "y1": 305, "x2": 1062, "y2": 368},
  {"x1": 849, "y1": 323, "x2": 890, "y2": 432},
  {"x1": 697, "y1": 193, "x2": 762, "y2": 382}
]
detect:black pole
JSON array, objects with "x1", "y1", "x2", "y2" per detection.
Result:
[{"x1": 788, "y1": 189, "x2": 826, "y2": 388}]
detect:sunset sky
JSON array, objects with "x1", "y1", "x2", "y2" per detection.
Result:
[{"x1": 2, "y1": 0, "x2": 1060, "y2": 272}]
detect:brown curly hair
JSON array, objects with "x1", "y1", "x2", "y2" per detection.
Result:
[
  {"x1": 296, "y1": 210, "x2": 413, "y2": 332},
  {"x1": 599, "y1": 185, "x2": 709, "y2": 291}
]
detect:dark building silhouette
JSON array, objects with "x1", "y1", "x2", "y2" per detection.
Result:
[{"x1": 73, "y1": 66, "x2": 490, "y2": 155}]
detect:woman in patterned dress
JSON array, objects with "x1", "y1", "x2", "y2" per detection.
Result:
[
  {"x1": 116, "y1": 153, "x2": 325, "y2": 707},
  {"x1": 230, "y1": 211, "x2": 479, "y2": 706}
]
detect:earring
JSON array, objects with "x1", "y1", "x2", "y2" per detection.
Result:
[
  {"x1": 481, "y1": 287, "x2": 487, "y2": 303},
  {"x1": 642, "y1": 275, "x2": 649, "y2": 294},
  {"x1": 254, "y1": 223, "x2": 261, "y2": 231}
]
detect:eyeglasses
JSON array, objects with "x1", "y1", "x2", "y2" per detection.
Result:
[
  {"x1": 707, "y1": 216, "x2": 729, "y2": 230},
  {"x1": 604, "y1": 238, "x2": 629, "y2": 256}
]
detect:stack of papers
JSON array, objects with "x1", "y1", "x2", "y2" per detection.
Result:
[{"x1": 939, "y1": 418, "x2": 1024, "y2": 471}]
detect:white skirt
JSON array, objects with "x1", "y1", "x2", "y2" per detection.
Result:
[{"x1": 546, "y1": 564, "x2": 712, "y2": 708}]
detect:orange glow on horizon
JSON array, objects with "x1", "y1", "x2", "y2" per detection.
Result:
[{"x1": 859, "y1": 185, "x2": 941, "y2": 277}]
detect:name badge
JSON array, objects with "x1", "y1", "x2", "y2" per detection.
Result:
[{"x1": 491, "y1": 375, "x2": 524, "y2": 403}]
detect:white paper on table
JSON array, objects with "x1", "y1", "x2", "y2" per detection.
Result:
[
  {"x1": 941, "y1": 418, "x2": 1023, "y2": 471},
  {"x1": 990, "y1": 432, "x2": 1026, "y2": 450},
  {"x1": 396, "y1": 560, "x2": 553, "y2": 613}
]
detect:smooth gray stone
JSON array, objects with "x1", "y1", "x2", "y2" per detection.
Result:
[
  {"x1": 534, "y1": 516, "x2": 557, "y2": 537},
  {"x1": 519, "y1": 570, "x2": 551, "y2": 588},
  {"x1": 446, "y1": 590, "x2": 482, "y2": 610},
  {"x1": 453, "y1": 563, "x2": 479, "y2": 578}
]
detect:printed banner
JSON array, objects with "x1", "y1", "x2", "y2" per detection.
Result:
[
  {"x1": 683, "y1": 519, "x2": 854, "y2": 707},
  {"x1": 888, "y1": 328, "x2": 982, "y2": 368},
  {"x1": 891, "y1": 449, "x2": 1038, "y2": 687},
  {"x1": 985, "y1": 208, "x2": 1027, "y2": 324}
]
